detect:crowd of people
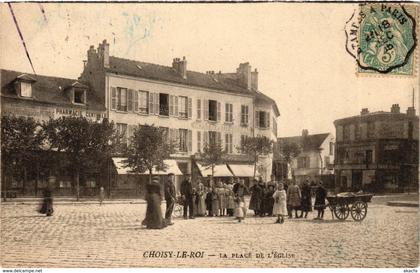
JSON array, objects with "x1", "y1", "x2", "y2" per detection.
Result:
[{"x1": 142, "y1": 173, "x2": 329, "y2": 229}]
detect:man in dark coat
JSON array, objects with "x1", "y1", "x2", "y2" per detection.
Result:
[
  {"x1": 180, "y1": 174, "x2": 194, "y2": 219},
  {"x1": 39, "y1": 184, "x2": 54, "y2": 216},
  {"x1": 249, "y1": 179, "x2": 263, "y2": 216},
  {"x1": 164, "y1": 173, "x2": 176, "y2": 225}
]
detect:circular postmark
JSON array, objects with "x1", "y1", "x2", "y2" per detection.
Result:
[{"x1": 345, "y1": 3, "x2": 417, "y2": 74}]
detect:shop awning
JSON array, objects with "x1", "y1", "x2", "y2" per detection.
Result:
[
  {"x1": 112, "y1": 157, "x2": 183, "y2": 175},
  {"x1": 196, "y1": 163, "x2": 233, "y2": 177},
  {"x1": 228, "y1": 164, "x2": 260, "y2": 177}
]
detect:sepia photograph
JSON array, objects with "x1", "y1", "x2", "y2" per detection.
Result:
[{"x1": 0, "y1": 2, "x2": 419, "y2": 271}]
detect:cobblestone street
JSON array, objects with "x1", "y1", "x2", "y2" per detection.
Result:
[{"x1": 1, "y1": 198, "x2": 418, "y2": 268}]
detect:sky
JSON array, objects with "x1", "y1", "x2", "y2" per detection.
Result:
[{"x1": 0, "y1": 3, "x2": 418, "y2": 137}]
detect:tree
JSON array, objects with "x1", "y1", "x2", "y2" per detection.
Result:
[
  {"x1": 280, "y1": 141, "x2": 301, "y2": 179},
  {"x1": 43, "y1": 116, "x2": 115, "y2": 200},
  {"x1": 200, "y1": 140, "x2": 226, "y2": 179},
  {"x1": 1, "y1": 115, "x2": 43, "y2": 197},
  {"x1": 125, "y1": 124, "x2": 174, "y2": 183},
  {"x1": 240, "y1": 136, "x2": 273, "y2": 179}
]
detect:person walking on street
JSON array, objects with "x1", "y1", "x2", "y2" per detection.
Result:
[
  {"x1": 233, "y1": 178, "x2": 249, "y2": 222},
  {"x1": 314, "y1": 181, "x2": 327, "y2": 220},
  {"x1": 39, "y1": 182, "x2": 54, "y2": 216},
  {"x1": 287, "y1": 180, "x2": 301, "y2": 218},
  {"x1": 99, "y1": 186, "x2": 105, "y2": 206},
  {"x1": 142, "y1": 176, "x2": 167, "y2": 229},
  {"x1": 164, "y1": 173, "x2": 176, "y2": 225},
  {"x1": 180, "y1": 174, "x2": 194, "y2": 219},
  {"x1": 299, "y1": 180, "x2": 312, "y2": 218},
  {"x1": 272, "y1": 183, "x2": 287, "y2": 224}
]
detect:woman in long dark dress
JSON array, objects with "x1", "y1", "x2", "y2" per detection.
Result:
[
  {"x1": 314, "y1": 181, "x2": 327, "y2": 220},
  {"x1": 142, "y1": 177, "x2": 167, "y2": 229},
  {"x1": 299, "y1": 180, "x2": 312, "y2": 218},
  {"x1": 39, "y1": 185, "x2": 54, "y2": 216},
  {"x1": 249, "y1": 179, "x2": 263, "y2": 216}
]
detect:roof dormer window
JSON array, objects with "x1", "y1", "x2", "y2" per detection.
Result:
[
  {"x1": 74, "y1": 88, "x2": 86, "y2": 104},
  {"x1": 20, "y1": 81, "x2": 32, "y2": 97}
]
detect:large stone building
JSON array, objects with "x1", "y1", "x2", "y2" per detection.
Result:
[
  {"x1": 1, "y1": 69, "x2": 106, "y2": 196},
  {"x1": 80, "y1": 40, "x2": 279, "y2": 194},
  {"x1": 334, "y1": 104, "x2": 419, "y2": 192},
  {"x1": 274, "y1": 130, "x2": 335, "y2": 184}
]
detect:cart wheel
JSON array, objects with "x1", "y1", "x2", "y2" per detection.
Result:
[
  {"x1": 173, "y1": 204, "x2": 183, "y2": 218},
  {"x1": 333, "y1": 204, "x2": 349, "y2": 220},
  {"x1": 350, "y1": 201, "x2": 367, "y2": 221}
]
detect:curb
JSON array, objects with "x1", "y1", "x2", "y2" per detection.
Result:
[{"x1": 387, "y1": 201, "x2": 419, "y2": 207}]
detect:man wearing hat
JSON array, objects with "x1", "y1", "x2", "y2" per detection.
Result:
[
  {"x1": 180, "y1": 173, "x2": 194, "y2": 219},
  {"x1": 164, "y1": 172, "x2": 176, "y2": 225}
]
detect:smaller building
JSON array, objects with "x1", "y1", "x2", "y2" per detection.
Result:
[
  {"x1": 274, "y1": 130, "x2": 335, "y2": 184},
  {"x1": 334, "y1": 104, "x2": 419, "y2": 193}
]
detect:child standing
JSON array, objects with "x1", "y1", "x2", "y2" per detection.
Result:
[{"x1": 272, "y1": 183, "x2": 287, "y2": 224}]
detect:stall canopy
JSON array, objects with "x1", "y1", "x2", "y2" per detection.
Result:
[
  {"x1": 196, "y1": 162, "x2": 234, "y2": 177},
  {"x1": 112, "y1": 157, "x2": 183, "y2": 175},
  {"x1": 228, "y1": 164, "x2": 260, "y2": 178}
]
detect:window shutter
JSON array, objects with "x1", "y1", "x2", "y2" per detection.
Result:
[
  {"x1": 134, "y1": 90, "x2": 138, "y2": 112},
  {"x1": 174, "y1": 96, "x2": 179, "y2": 116},
  {"x1": 187, "y1": 130, "x2": 192, "y2": 152},
  {"x1": 255, "y1": 111, "x2": 259, "y2": 128},
  {"x1": 225, "y1": 134, "x2": 229, "y2": 152},
  {"x1": 175, "y1": 129, "x2": 180, "y2": 148},
  {"x1": 169, "y1": 95, "x2": 174, "y2": 116},
  {"x1": 197, "y1": 131, "x2": 201, "y2": 153},
  {"x1": 127, "y1": 89, "x2": 133, "y2": 112},
  {"x1": 111, "y1": 87, "x2": 117, "y2": 110},
  {"x1": 197, "y1": 99, "x2": 201, "y2": 120},
  {"x1": 188, "y1": 97, "x2": 192, "y2": 119},
  {"x1": 154, "y1": 93, "x2": 159, "y2": 115},
  {"x1": 149, "y1": 92, "x2": 154, "y2": 114},
  {"x1": 217, "y1": 132, "x2": 221, "y2": 146},
  {"x1": 266, "y1": 112, "x2": 270, "y2": 128},
  {"x1": 204, "y1": 99, "x2": 209, "y2": 120},
  {"x1": 204, "y1": 131, "x2": 209, "y2": 146},
  {"x1": 217, "y1": 102, "x2": 221, "y2": 122}
]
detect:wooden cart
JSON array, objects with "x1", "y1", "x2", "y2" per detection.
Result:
[{"x1": 326, "y1": 193, "x2": 373, "y2": 222}]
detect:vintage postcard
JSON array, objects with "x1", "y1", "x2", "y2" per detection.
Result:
[{"x1": 0, "y1": 2, "x2": 419, "y2": 271}]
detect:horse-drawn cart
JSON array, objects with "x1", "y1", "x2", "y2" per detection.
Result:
[{"x1": 326, "y1": 192, "x2": 374, "y2": 222}]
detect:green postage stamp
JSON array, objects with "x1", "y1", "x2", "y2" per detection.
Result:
[{"x1": 345, "y1": 3, "x2": 418, "y2": 76}]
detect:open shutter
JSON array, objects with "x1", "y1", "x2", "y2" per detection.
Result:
[
  {"x1": 197, "y1": 99, "x2": 201, "y2": 120},
  {"x1": 169, "y1": 95, "x2": 174, "y2": 116},
  {"x1": 134, "y1": 90, "x2": 138, "y2": 112},
  {"x1": 149, "y1": 92, "x2": 154, "y2": 114},
  {"x1": 204, "y1": 131, "x2": 209, "y2": 146},
  {"x1": 266, "y1": 112, "x2": 270, "y2": 128},
  {"x1": 217, "y1": 132, "x2": 222, "y2": 147},
  {"x1": 169, "y1": 128, "x2": 174, "y2": 146},
  {"x1": 217, "y1": 102, "x2": 221, "y2": 122},
  {"x1": 174, "y1": 96, "x2": 179, "y2": 117},
  {"x1": 111, "y1": 87, "x2": 117, "y2": 110},
  {"x1": 255, "y1": 111, "x2": 259, "y2": 128},
  {"x1": 154, "y1": 93, "x2": 159, "y2": 115},
  {"x1": 204, "y1": 99, "x2": 208, "y2": 120},
  {"x1": 197, "y1": 131, "x2": 201, "y2": 153},
  {"x1": 175, "y1": 129, "x2": 180, "y2": 151},
  {"x1": 188, "y1": 97, "x2": 192, "y2": 119},
  {"x1": 127, "y1": 89, "x2": 133, "y2": 112},
  {"x1": 187, "y1": 130, "x2": 192, "y2": 152}
]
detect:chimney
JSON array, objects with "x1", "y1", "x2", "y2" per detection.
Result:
[
  {"x1": 251, "y1": 68, "x2": 258, "y2": 90},
  {"x1": 407, "y1": 107, "x2": 416, "y2": 116},
  {"x1": 361, "y1": 108, "x2": 369, "y2": 115},
  {"x1": 302, "y1": 129, "x2": 309, "y2": 137},
  {"x1": 172, "y1": 57, "x2": 187, "y2": 79},
  {"x1": 97, "y1": 39, "x2": 110, "y2": 68},
  {"x1": 236, "y1": 62, "x2": 252, "y2": 90},
  {"x1": 391, "y1": 104, "x2": 400, "y2": 114},
  {"x1": 87, "y1": 45, "x2": 96, "y2": 65}
]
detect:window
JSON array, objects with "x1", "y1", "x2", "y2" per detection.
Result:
[
  {"x1": 209, "y1": 131, "x2": 217, "y2": 145},
  {"x1": 225, "y1": 103, "x2": 233, "y2": 123},
  {"x1": 324, "y1": 156, "x2": 331, "y2": 167},
  {"x1": 197, "y1": 131, "x2": 201, "y2": 152},
  {"x1": 367, "y1": 122, "x2": 375, "y2": 138},
  {"x1": 179, "y1": 129, "x2": 188, "y2": 152},
  {"x1": 117, "y1": 88, "x2": 127, "y2": 111},
  {"x1": 160, "y1": 127, "x2": 169, "y2": 144},
  {"x1": 20, "y1": 82, "x2": 32, "y2": 97},
  {"x1": 329, "y1": 142, "x2": 334, "y2": 156},
  {"x1": 179, "y1": 96, "x2": 188, "y2": 118},
  {"x1": 297, "y1": 157, "x2": 310, "y2": 169},
  {"x1": 138, "y1": 91, "x2": 149, "y2": 114},
  {"x1": 74, "y1": 89, "x2": 85, "y2": 104},
  {"x1": 343, "y1": 125, "x2": 350, "y2": 141},
  {"x1": 257, "y1": 111, "x2": 270, "y2": 129},
  {"x1": 159, "y1": 93, "x2": 169, "y2": 116},
  {"x1": 116, "y1": 123, "x2": 128, "y2": 144},
  {"x1": 354, "y1": 124, "x2": 361, "y2": 140},
  {"x1": 197, "y1": 99, "x2": 201, "y2": 120},
  {"x1": 241, "y1": 105, "x2": 249, "y2": 126},
  {"x1": 365, "y1": 150, "x2": 373, "y2": 164},
  {"x1": 209, "y1": 100, "x2": 218, "y2": 121},
  {"x1": 225, "y1": 133, "x2": 233, "y2": 153},
  {"x1": 240, "y1": 135, "x2": 247, "y2": 153}
]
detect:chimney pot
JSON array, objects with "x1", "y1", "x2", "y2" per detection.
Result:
[
  {"x1": 302, "y1": 129, "x2": 309, "y2": 137},
  {"x1": 361, "y1": 108, "x2": 369, "y2": 115},
  {"x1": 391, "y1": 104, "x2": 400, "y2": 113}
]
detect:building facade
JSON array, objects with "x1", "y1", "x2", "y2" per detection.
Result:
[
  {"x1": 334, "y1": 104, "x2": 419, "y2": 193},
  {"x1": 77, "y1": 40, "x2": 279, "y2": 193},
  {"x1": 274, "y1": 130, "x2": 335, "y2": 184}
]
